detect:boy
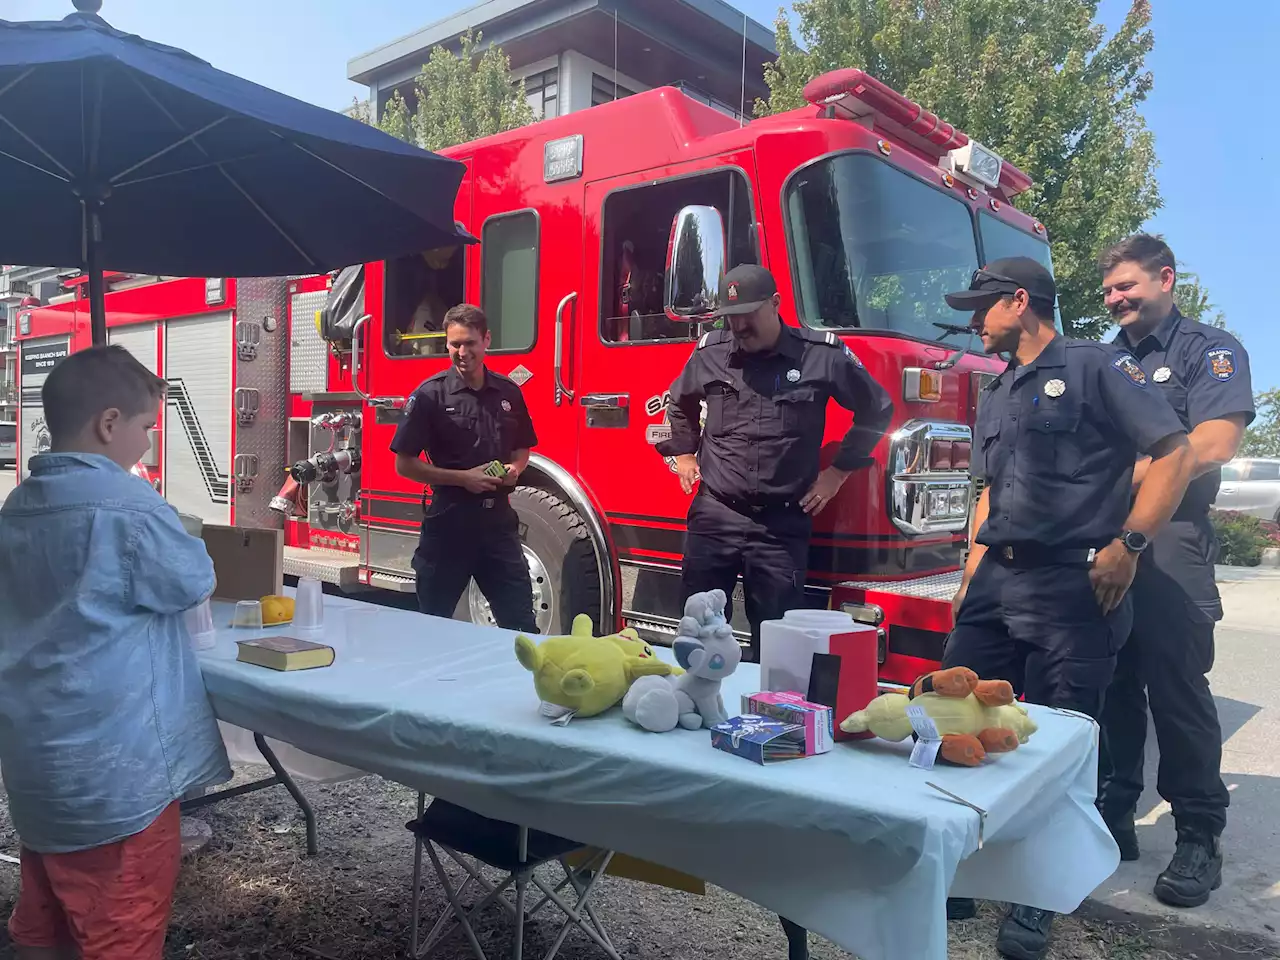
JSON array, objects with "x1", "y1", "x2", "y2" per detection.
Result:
[{"x1": 0, "y1": 346, "x2": 231, "y2": 960}]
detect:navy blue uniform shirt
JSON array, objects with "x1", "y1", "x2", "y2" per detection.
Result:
[
  {"x1": 1113, "y1": 308, "x2": 1255, "y2": 517},
  {"x1": 974, "y1": 336, "x2": 1185, "y2": 549},
  {"x1": 656, "y1": 324, "x2": 894, "y2": 502},
  {"x1": 390, "y1": 366, "x2": 537, "y2": 501}
]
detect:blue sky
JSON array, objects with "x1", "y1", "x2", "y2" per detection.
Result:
[{"x1": 11, "y1": 1, "x2": 1277, "y2": 389}]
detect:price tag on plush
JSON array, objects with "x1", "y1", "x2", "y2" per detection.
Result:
[{"x1": 905, "y1": 704, "x2": 943, "y2": 769}]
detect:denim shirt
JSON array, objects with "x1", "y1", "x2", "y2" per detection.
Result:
[{"x1": 0, "y1": 453, "x2": 231, "y2": 853}]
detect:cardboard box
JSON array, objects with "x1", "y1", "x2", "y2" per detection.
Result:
[
  {"x1": 200, "y1": 524, "x2": 284, "y2": 602},
  {"x1": 741, "y1": 691, "x2": 833, "y2": 755}
]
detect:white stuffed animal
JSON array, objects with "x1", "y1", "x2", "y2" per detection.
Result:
[{"x1": 623, "y1": 589, "x2": 743, "y2": 732}]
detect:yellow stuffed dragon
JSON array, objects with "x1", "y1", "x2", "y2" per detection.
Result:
[{"x1": 839, "y1": 666, "x2": 1038, "y2": 766}]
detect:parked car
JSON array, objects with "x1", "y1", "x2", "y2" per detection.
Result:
[
  {"x1": 0, "y1": 420, "x2": 15, "y2": 468},
  {"x1": 1216, "y1": 458, "x2": 1280, "y2": 522}
]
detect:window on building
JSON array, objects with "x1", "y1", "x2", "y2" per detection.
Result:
[
  {"x1": 383, "y1": 239, "x2": 467, "y2": 359},
  {"x1": 481, "y1": 211, "x2": 539, "y2": 352},
  {"x1": 524, "y1": 68, "x2": 559, "y2": 120},
  {"x1": 600, "y1": 169, "x2": 758, "y2": 344},
  {"x1": 591, "y1": 73, "x2": 638, "y2": 107}
]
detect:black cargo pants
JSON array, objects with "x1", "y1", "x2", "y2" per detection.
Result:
[{"x1": 412, "y1": 494, "x2": 538, "y2": 633}]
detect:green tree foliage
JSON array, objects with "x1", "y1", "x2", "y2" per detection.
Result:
[
  {"x1": 1174, "y1": 271, "x2": 1226, "y2": 329},
  {"x1": 758, "y1": 0, "x2": 1161, "y2": 340},
  {"x1": 375, "y1": 31, "x2": 535, "y2": 152},
  {"x1": 1241, "y1": 389, "x2": 1280, "y2": 459}
]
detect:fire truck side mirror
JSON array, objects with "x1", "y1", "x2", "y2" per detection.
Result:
[{"x1": 664, "y1": 205, "x2": 726, "y2": 324}]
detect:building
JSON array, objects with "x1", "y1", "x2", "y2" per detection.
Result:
[
  {"x1": 347, "y1": 0, "x2": 777, "y2": 125},
  {"x1": 0, "y1": 266, "x2": 71, "y2": 422}
]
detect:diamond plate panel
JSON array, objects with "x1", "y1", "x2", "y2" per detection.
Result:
[
  {"x1": 839, "y1": 570, "x2": 963, "y2": 600},
  {"x1": 290, "y1": 289, "x2": 330, "y2": 394},
  {"x1": 234, "y1": 278, "x2": 291, "y2": 530},
  {"x1": 283, "y1": 546, "x2": 359, "y2": 587}
]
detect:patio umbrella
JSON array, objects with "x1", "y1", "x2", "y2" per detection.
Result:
[{"x1": 0, "y1": 1, "x2": 475, "y2": 344}]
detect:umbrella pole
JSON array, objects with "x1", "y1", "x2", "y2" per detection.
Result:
[{"x1": 86, "y1": 204, "x2": 107, "y2": 346}]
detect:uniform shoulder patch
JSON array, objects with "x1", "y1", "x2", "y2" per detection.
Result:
[
  {"x1": 403, "y1": 394, "x2": 417, "y2": 416},
  {"x1": 1205, "y1": 346, "x2": 1236, "y2": 382},
  {"x1": 1111, "y1": 352, "x2": 1148, "y2": 386}
]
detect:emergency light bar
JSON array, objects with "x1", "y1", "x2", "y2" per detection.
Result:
[{"x1": 802, "y1": 68, "x2": 1033, "y2": 197}]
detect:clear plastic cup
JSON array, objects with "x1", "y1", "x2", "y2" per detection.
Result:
[
  {"x1": 293, "y1": 577, "x2": 325, "y2": 634},
  {"x1": 184, "y1": 599, "x2": 217, "y2": 651},
  {"x1": 232, "y1": 600, "x2": 264, "y2": 630}
]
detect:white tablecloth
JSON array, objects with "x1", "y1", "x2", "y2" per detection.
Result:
[{"x1": 196, "y1": 596, "x2": 1119, "y2": 960}]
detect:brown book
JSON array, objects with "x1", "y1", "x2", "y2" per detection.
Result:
[{"x1": 236, "y1": 636, "x2": 335, "y2": 672}]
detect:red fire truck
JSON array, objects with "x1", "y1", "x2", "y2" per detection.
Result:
[{"x1": 15, "y1": 68, "x2": 1055, "y2": 684}]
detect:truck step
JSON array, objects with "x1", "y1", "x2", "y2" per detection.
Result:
[
  {"x1": 838, "y1": 569, "x2": 963, "y2": 601},
  {"x1": 283, "y1": 546, "x2": 360, "y2": 588}
]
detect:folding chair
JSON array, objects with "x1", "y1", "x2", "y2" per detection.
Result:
[{"x1": 406, "y1": 794, "x2": 622, "y2": 960}]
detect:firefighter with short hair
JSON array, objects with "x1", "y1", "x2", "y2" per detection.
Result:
[{"x1": 391, "y1": 304, "x2": 538, "y2": 632}]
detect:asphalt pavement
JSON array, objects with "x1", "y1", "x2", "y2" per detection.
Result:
[
  {"x1": 1088, "y1": 565, "x2": 1280, "y2": 943},
  {"x1": 0, "y1": 466, "x2": 1273, "y2": 943}
]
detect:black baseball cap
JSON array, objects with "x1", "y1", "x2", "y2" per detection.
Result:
[
  {"x1": 716, "y1": 264, "x2": 778, "y2": 316},
  {"x1": 944, "y1": 257, "x2": 1057, "y2": 311}
]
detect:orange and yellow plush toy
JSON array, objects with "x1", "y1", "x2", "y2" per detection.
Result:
[{"x1": 839, "y1": 666, "x2": 1038, "y2": 766}]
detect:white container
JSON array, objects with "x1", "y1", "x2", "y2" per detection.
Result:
[{"x1": 759, "y1": 608, "x2": 856, "y2": 695}]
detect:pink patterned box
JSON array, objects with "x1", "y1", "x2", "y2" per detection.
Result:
[{"x1": 740, "y1": 691, "x2": 833, "y2": 755}]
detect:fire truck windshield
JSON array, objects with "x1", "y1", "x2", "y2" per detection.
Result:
[
  {"x1": 786, "y1": 152, "x2": 980, "y2": 344},
  {"x1": 978, "y1": 212, "x2": 1060, "y2": 329}
]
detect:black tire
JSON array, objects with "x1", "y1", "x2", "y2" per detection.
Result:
[{"x1": 453, "y1": 485, "x2": 603, "y2": 635}]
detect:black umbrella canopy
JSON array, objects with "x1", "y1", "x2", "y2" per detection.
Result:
[{"x1": 0, "y1": 1, "x2": 475, "y2": 343}]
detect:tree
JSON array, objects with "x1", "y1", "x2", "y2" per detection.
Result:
[
  {"x1": 759, "y1": 0, "x2": 1161, "y2": 340},
  {"x1": 1174, "y1": 271, "x2": 1226, "y2": 329},
  {"x1": 1240, "y1": 389, "x2": 1280, "y2": 458},
  {"x1": 375, "y1": 30, "x2": 535, "y2": 152}
]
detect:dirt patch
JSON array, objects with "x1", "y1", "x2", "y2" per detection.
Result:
[{"x1": 0, "y1": 769, "x2": 1270, "y2": 959}]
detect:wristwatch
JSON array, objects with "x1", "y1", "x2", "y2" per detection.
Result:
[{"x1": 1120, "y1": 529, "x2": 1150, "y2": 554}]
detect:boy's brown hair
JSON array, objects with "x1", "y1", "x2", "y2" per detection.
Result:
[{"x1": 41, "y1": 345, "x2": 166, "y2": 443}]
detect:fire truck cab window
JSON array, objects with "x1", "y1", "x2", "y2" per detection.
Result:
[
  {"x1": 383, "y1": 244, "x2": 465, "y2": 358},
  {"x1": 481, "y1": 211, "x2": 539, "y2": 352},
  {"x1": 787, "y1": 154, "x2": 979, "y2": 343},
  {"x1": 601, "y1": 169, "x2": 757, "y2": 343},
  {"x1": 979, "y1": 212, "x2": 1062, "y2": 330}
]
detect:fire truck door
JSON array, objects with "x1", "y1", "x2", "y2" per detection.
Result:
[{"x1": 575, "y1": 161, "x2": 761, "y2": 569}]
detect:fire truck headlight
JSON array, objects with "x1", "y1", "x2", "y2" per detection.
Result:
[{"x1": 950, "y1": 141, "x2": 1004, "y2": 189}]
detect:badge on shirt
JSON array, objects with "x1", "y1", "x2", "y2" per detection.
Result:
[
  {"x1": 1112, "y1": 353, "x2": 1148, "y2": 386},
  {"x1": 501, "y1": 399, "x2": 512, "y2": 412},
  {"x1": 1153, "y1": 366, "x2": 1172, "y2": 383},
  {"x1": 1206, "y1": 347, "x2": 1236, "y2": 382},
  {"x1": 404, "y1": 395, "x2": 417, "y2": 416},
  {"x1": 1044, "y1": 379, "x2": 1066, "y2": 398},
  {"x1": 843, "y1": 344, "x2": 864, "y2": 368},
  {"x1": 786, "y1": 368, "x2": 801, "y2": 383}
]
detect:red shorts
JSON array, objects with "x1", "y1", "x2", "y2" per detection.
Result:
[{"x1": 8, "y1": 802, "x2": 182, "y2": 960}]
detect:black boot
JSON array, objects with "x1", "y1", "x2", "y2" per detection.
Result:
[
  {"x1": 779, "y1": 916, "x2": 808, "y2": 960},
  {"x1": 946, "y1": 897, "x2": 977, "y2": 921},
  {"x1": 1154, "y1": 829, "x2": 1223, "y2": 907},
  {"x1": 995, "y1": 904, "x2": 1055, "y2": 960},
  {"x1": 1103, "y1": 810, "x2": 1140, "y2": 861}
]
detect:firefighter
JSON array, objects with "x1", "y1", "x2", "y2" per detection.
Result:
[
  {"x1": 390, "y1": 304, "x2": 538, "y2": 632},
  {"x1": 657, "y1": 263, "x2": 894, "y2": 648},
  {"x1": 1096, "y1": 235, "x2": 1254, "y2": 908},
  {"x1": 938, "y1": 258, "x2": 1196, "y2": 960},
  {"x1": 656, "y1": 263, "x2": 894, "y2": 960}
]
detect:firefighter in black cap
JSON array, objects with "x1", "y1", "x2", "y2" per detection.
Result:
[
  {"x1": 657, "y1": 262, "x2": 894, "y2": 960},
  {"x1": 939, "y1": 257, "x2": 1197, "y2": 960}
]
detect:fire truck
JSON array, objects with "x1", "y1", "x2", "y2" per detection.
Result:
[{"x1": 14, "y1": 68, "x2": 1055, "y2": 684}]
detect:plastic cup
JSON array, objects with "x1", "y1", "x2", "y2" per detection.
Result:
[
  {"x1": 232, "y1": 600, "x2": 264, "y2": 630},
  {"x1": 293, "y1": 577, "x2": 325, "y2": 635},
  {"x1": 184, "y1": 599, "x2": 217, "y2": 651}
]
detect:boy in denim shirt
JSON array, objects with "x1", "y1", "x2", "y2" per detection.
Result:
[{"x1": 0, "y1": 346, "x2": 231, "y2": 960}]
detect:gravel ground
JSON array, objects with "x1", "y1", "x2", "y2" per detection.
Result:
[{"x1": 0, "y1": 768, "x2": 1268, "y2": 960}]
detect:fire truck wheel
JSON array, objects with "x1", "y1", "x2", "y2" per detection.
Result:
[{"x1": 458, "y1": 485, "x2": 603, "y2": 635}]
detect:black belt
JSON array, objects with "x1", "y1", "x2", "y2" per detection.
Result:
[
  {"x1": 423, "y1": 490, "x2": 509, "y2": 513},
  {"x1": 702, "y1": 485, "x2": 799, "y2": 516},
  {"x1": 989, "y1": 544, "x2": 1097, "y2": 568}
]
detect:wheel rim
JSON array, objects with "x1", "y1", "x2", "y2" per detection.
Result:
[{"x1": 468, "y1": 545, "x2": 554, "y2": 633}]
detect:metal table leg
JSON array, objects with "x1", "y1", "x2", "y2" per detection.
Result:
[{"x1": 253, "y1": 733, "x2": 319, "y2": 855}]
